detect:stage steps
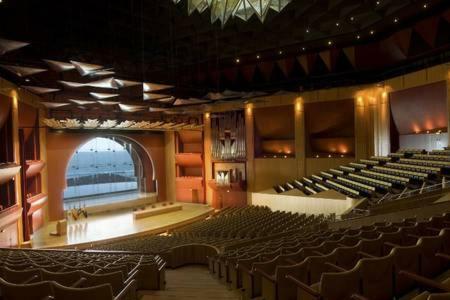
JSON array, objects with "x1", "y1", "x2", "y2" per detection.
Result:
[{"x1": 140, "y1": 265, "x2": 239, "y2": 300}]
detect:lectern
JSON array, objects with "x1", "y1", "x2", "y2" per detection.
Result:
[{"x1": 207, "y1": 180, "x2": 247, "y2": 209}]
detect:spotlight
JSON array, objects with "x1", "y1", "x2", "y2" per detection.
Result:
[
  {"x1": 256, "y1": 55, "x2": 260, "y2": 59},
  {"x1": 235, "y1": 58, "x2": 240, "y2": 63},
  {"x1": 393, "y1": 17, "x2": 399, "y2": 23},
  {"x1": 328, "y1": 40, "x2": 333, "y2": 45},
  {"x1": 370, "y1": 30, "x2": 375, "y2": 35}
]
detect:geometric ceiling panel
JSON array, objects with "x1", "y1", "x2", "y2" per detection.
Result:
[
  {"x1": 0, "y1": 65, "x2": 47, "y2": 77},
  {"x1": 69, "y1": 99, "x2": 97, "y2": 105},
  {"x1": 89, "y1": 92, "x2": 120, "y2": 99},
  {"x1": 41, "y1": 102, "x2": 71, "y2": 108},
  {"x1": 143, "y1": 82, "x2": 174, "y2": 92},
  {"x1": 22, "y1": 86, "x2": 60, "y2": 94},
  {"x1": 43, "y1": 59, "x2": 76, "y2": 72},
  {"x1": 143, "y1": 93, "x2": 172, "y2": 100},
  {"x1": 70, "y1": 60, "x2": 104, "y2": 76},
  {"x1": 97, "y1": 100, "x2": 121, "y2": 105},
  {"x1": 0, "y1": 38, "x2": 29, "y2": 55},
  {"x1": 118, "y1": 103, "x2": 147, "y2": 112}
]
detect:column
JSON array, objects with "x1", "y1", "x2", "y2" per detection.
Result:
[
  {"x1": 295, "y1": 97, "x2": 306, "y2": 177},
  {"x1": 245, "y1": 105, "x2": 254, "y2": 204},
  {"x1": 164, "y1": 131, "x2": 176, "y2": 202},
  {"x1": 354, "y1": 96, "x2": 368, "y2": 160},
  {"x1": 203, "y1": 113, "x2": 213, "y2": 205}
]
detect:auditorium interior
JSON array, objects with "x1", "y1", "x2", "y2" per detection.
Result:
[{"x1": 2, "y1": 0, "x2": 450, "y2": 299}]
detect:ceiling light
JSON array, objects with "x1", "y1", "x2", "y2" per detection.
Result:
[
  {"x1": 235, "y1": 58, "x2": 240, "y2": 63},
  {"x1": 173, "y1": 0, "x2": 293, "y2": 24},
  {"x1": 256, "y1": 55, "x2": 260, "y2": 59},
  {"x1": 423, "y1": 3, "x2": 428, "y2": 8},
  {"x1": 301, "y1": 47, "x2": 306, "y2": 51},
  {"x1": 350, "y1": 16, "x2": 354, "y2": 21},
  {"x1": 370, "y1": 30, "x2": 375, "y2": 35},
  {"x1": 376, "y1": 1, "x2": 380, "y2": 5},
  {"x1": 393, "y1": 17, "x2": 399, "y2": 23},
  {"x1": 306, "y1": 28, "x2": 310, "y2": 33},
  {"x1": 327, "y1": 40, "x2": 333, "y2": 45},
  {"x1": 356, "y1": 34, "x2": 361, "y2": 39},
  {"x1": 278, "y1": 50, "x2": 283, "y2": 55},
  {"x1": 335, "y1": 22, "x2": 340, "y2": 27}
]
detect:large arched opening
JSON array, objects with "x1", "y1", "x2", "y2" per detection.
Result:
[{"x1": 63, "y1": 136, "x2": 155, "y2": 209}]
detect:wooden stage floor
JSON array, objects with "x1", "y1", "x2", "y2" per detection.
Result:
[{"x1": 31, "y1": 203, "x2": 213, "y2": 249}]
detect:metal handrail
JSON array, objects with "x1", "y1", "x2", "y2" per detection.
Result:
[{"x1": 382, "y1": 180, "x2": 450, "y2": 202}]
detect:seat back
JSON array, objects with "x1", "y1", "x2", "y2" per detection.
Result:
[
  {"x1": 0, "y1": 277, "x2": 53, "y2": 300},
  {"x1": 319, "y1": 268, "x2": 360, "y2": 300},
  {"x1": 52, "y1": 281, "x2": 114, "y2": 300},
  {"x1": 83, "y1": 271, "x2": 124, "y2": 295},
  {"x1": 334, "y1": 244, "x2": 361, "y2": 270},
  {"x1": 360, "y1": 237, "x2": 384, "y2": 256},
  {"x1": 418, "y1": 235, "x2": 444, "y2": 277},
  {"x1": 391, "y1": 245, "x2": 421, "y2": 297},
  {"x1": 306, "y1": 253, "x2": 336, "y2": 284},
  {"x1": 41, "y1": 269, "x2": 83, "y2": 286},
  {"x1": 359, "y1": 255, "x2": 394, "y2": 300},
  {"x1": 2, "y1": 267, "x2": 42, "y2": 284}
]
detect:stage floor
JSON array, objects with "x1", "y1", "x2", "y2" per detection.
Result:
[{"x1": 31, "y1": 202, "x2": 213, "y2": 249}]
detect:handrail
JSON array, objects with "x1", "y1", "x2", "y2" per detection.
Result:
[{"x1": 382, "y1": 180, "x2": 450, "y2": 203}]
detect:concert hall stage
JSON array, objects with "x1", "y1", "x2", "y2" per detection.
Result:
[{"x1": 31, "y1": 202, "x2": 213, "y2": 249}]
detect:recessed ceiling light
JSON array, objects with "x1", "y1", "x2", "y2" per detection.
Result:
[
  {"x1": 306, "y1": 28, "x2": 310, "y2": 33},
  {"x1": 278, "y1": 50, "x2": 283, "y2": 55},
  {"x1": 235, "y1": 58, "x2": 240, "y2": 63},
  {"x1": 376, "y1": 1, "x2": 380, "y2": 5},
  {"x1": 350, "y1": 16, "x2": 355, "y2": 21},
  {"x1": 328, "y1": 40, "x2": 333, "y2": 45},
  {"x1": 356, "y1": 34, "x2": 361, "y2": 39},
  {"x1": 302, "y1": 47, "x2": 306, "y2": 51},
  {"x1": 24, "y1": 78, "x2": 30, "y2": 82},
  {"x1": 423, "y1": 3, "x2": 428, "y2": 8},
  {"x1": 336, "y1": 22, "x2": 340, "y2": 27},
  {"x1": 393, "y1": 17, "x2": 399, "y2": 23},
  {"x1": 370, "y1": 30, "x2": 375, "y2": 35},
  {"x1": 256, "y1": 55, "x2": 260, "y2": 59}
]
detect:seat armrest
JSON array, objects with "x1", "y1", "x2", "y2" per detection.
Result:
[
  {"x1": 254, "y1": 268, "x2": 276, "y2": 282},
  {"x1": 358, "y1": 251, "x2": 376, "y2": 258},
  {"x1": 115, "y1": 279, "x2": 137, "y2": 300},
  {"x1": 285, "y1": 275, "x2": 320, "y2": 297},
  {"x1": 22, "y1": 275, "x2": 38, "y2": 284},
  {"x1": 237, "y1": 263, "x2": 253, "y2": 275},
  {"x1": 71, "y1": 277, "x2": 87, "y2": 287},
  {"x1": 158, "y1": 261, "x2": 167, "y2": 272},
  {"x1": 125, "y1": 269, "x2": 139, "y2": 285},
  {"x1": 351, "y1": 294, "x2": 370, "y2": 300},
  {"x1": 384, "y1": 241, "x2": 400, "y2": 248},
  {"x1": 399, "y1": 270, "x2": 450, "y2": 293},
  {"x1": 324, "y1": 262, "x2": 346, "y2": 272},
  {"x1": 436, "y1": 253, "x2": 450, "y2": 261}
]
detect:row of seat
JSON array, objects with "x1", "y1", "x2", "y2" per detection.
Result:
[
  {"x1": 274, "y1": 148, "x2": 450, "y2": 202},
  {"x1": 0, "y1": 249, "x2": 166, "y2": 300},
  {"x1": 94, "y1": 206, "x2": 330, "y2": 253},
  {"x1": 208, "y1": 213, "x2": 450, "y2": 300}
]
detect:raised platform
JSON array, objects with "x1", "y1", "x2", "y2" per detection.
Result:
[{"x1": 31, "y1": 202, "x2": 213, "y2": 249}]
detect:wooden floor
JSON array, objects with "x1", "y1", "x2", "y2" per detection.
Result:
[
  {"x1": 140, "y1": 266, "x2": 240, "y2": 300},
  {"x1": 31, "y1": 202, "x2": 213, "y2": 249}
]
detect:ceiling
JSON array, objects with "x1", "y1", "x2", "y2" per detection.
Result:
[{"x1": 0, "y1": 0, "x2": 449, "y2": 117}]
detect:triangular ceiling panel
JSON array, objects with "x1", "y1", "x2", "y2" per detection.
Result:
[
  {"x1": 0, "y1": 65, "x2": 46, "y2": 77},
  {"x1": 0, "y1": 38, "x2": 29, "y2": 55},
  {"x1": 276, "y1": 57, "x2": 295, "y2": 78},
  {"x1": 43, "y1": 59, "x2": 75, "y2": 72},
  {"x1": 70, "y1": 61, "x2": 104, "y2": 76},
  {"x1": 342, "y1": 47, "x2": 356, "y2": 68},
  {"x1": 414, "y1": 16, "x2": 440, "y2": 47},
  {"x1": 257, "y1": 61, "x2": 274, "y2": 81},
  {"x1": 319, "y1": 51, "x2": 331, "y2": 71},
  {"x1": 297, "y1": 55, "x2": 310, "y2": 74},
  {"x1": 89, "y1": 92, "x2": 119, "y2": 99},
  {"x1": 22, "y1": 86, "x2": 60, "y2": 94},
  {"x1": 240, "y1": 64, "x2": 256, "y2": 83}
]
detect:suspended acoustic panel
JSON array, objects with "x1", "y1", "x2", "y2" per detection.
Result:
[
  {"x1": 22, "y1": 86, "x2": 60, "y2": 94},
  {"x1": 70, "y1": 61, "x2": 103, "y2": 76},
  {"x1": 90, "y1": 92, "x2": 119, "y2": 99},
  {"x1": 97, "y1": 100, "x2": 120, "y2": 105},
  {"x1": 69, "y1": 99, "x2": 97, "y2": 105},
  {"x1": 43, "y1": 59, "x2": 75, "y2": 72},
  {"x1": 0, "y1": 65, "x2": 46, "y2": 77},
  {"x1": 143, "y1": 82, "x2": 174, "y2": 92},
  {"x1": 41, "y1": 102, "x2": 71, "y2": 108},
  {"x1": 0, "y1": 38, "x2": 29, "y2": 55},
  {"x1": 143, "y1": 93, "x2": 172, "y2": 101},
  {"x1": 173, "y1": 0, "x2": 293, "y2": 24},
  {"x1": 119, "y1": 103, "x2": 147, "y2": 112}
]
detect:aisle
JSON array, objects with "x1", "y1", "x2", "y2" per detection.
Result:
[{"x1": 140, "y1": 265, "x2": 240, "y2": 300}]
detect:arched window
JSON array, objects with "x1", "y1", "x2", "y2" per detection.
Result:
[{"x1": 64, "y1": 137, "x2": 144, "y2": 208}]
